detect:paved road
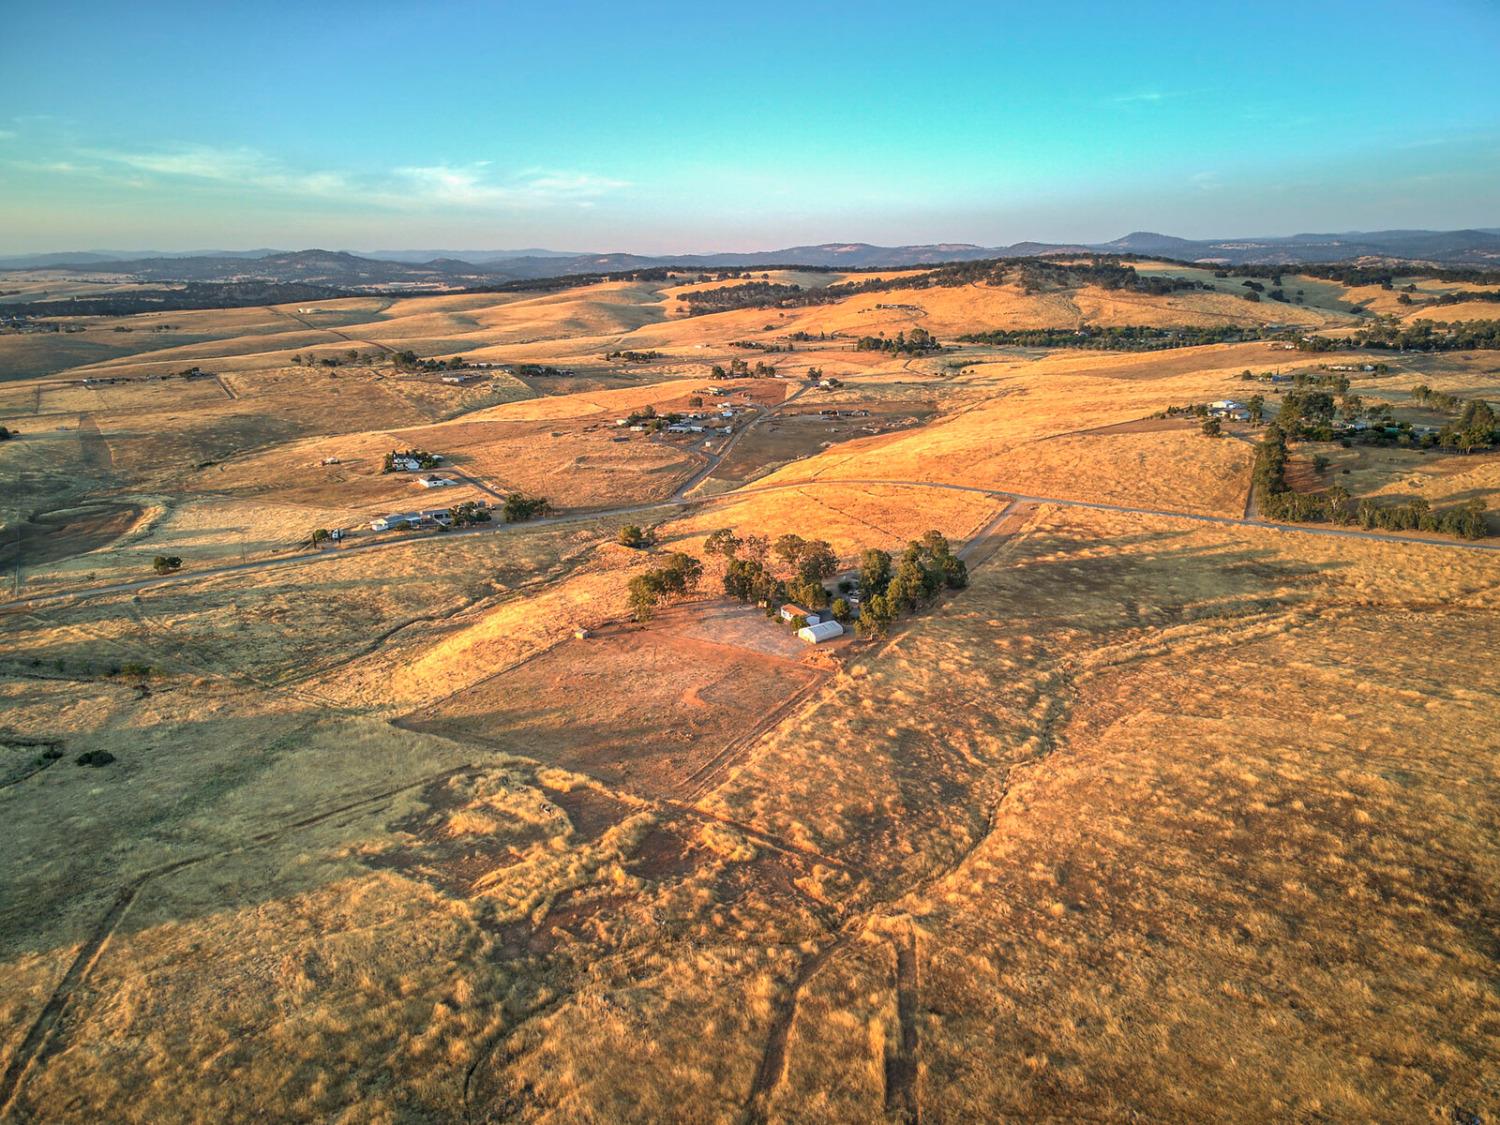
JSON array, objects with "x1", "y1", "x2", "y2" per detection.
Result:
[{"x1": 5, "y1": 473, "x2": 1496, "y2": 613}]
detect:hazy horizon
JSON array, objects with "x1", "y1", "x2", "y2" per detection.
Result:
[
  {"x1": 3, "y1": 0, "x2": 1498, "y2": 254},
  {"x1": 6, "y1": 221, "x2": 1500, "y2": 262}
]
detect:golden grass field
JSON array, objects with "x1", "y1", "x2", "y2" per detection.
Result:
[{"x1": 0, "y1": 265, "x2": 1496, "y2": 1122}]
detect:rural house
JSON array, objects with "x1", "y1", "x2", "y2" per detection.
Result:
[
  {"x1": 779, "y1": 604, "x2": 822, "y2": 625},
  {"x1": 370, "y1": 512, "x2": 422, "y2": 532}
]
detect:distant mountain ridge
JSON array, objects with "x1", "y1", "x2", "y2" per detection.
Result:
[{"x1": 3, "y1": 228, "x2": 1498, "y2": 283}]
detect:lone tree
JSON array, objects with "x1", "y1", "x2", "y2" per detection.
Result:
[
  {"x1": 1201, "y1": 417, "x2": 1222, "y2": 437},
  {"x1": 618, "y1": 524, "x2": 652, "y2": 549},
  {"x1": 151, "y1": 555, "x2": 182, "y2": 575}
]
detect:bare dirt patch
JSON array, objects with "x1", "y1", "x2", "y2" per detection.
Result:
[
  {"x1": 0, "y1": 502, "x2": 144, "y2": 568},
  {"x1": 398, "y1": 603, "x2": 823, "y2": 799}
]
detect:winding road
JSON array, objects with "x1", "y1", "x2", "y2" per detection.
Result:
[{"x1": 4, "y1": 472, "x2": 1496, "y2": 613}]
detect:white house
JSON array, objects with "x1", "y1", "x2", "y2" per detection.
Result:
[
  {"x1": 390, "y1": 456, "x2": 423, "y2": 472},
  {"x1": 370, "y1": 512, "x2": 421, "y2": 532},
  {"x1": 798, "y1": 620, "x2": 844, "y2": 644},
  {"x1": 1208, "y1": 399, "x2": 1250, "y2": 420},
  {"x1": 417, "y1": 475, "x2": 453, "y2": 488},
  {"x1": 779, "y1": 604, "x2": 821, "y2": 625}
]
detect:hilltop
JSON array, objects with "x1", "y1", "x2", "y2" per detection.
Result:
[{"x1": 4, "y1": 227, "x2": 1500, "y2": 285}]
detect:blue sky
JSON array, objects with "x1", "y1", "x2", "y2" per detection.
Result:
[{"x1": 2, "y1": 0, "x2": 1498, "y2": 252}]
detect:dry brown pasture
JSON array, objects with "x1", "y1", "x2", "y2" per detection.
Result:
[
  {"x1": 399, "y1": 603, "x2": 825, "y2": 800},
  {"x1": 0, "y1": 269, "x2": 1497, "y2": 1123}
]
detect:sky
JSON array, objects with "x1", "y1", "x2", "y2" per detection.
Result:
[{"x1": 2, "y1": 0, "x2": 1498, "y2": 254}]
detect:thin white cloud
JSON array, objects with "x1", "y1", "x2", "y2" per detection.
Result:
[
  {"x1": 85, "y1": 145, "x2": 353, "y2": 198},
  {"x1": 391, "y1": 164, "x2": 629, "y2": 208},
  {"x1": 18, "y1": 143, "x2": 628, "y2": 211},
  {"x1": 1111, "y1": 90, "x2": 1173, "y2": 105}
]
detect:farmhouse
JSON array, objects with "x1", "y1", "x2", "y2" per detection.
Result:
[
  {"x1": 798, "y1": 620, "x2": 844, "y2": 644},
  {"x1": 417, "y1": 475, "x2": 453, "y2": 488},
  {"x1": 779, "y1": 604, "x2": 822, "y2": 625},
  {"x1": 370, "y1": 512, "x2": 422, "y2": 532},
  {"x1": 389, "y1": 456, "x2": 423, "y2": 472},
  {"x1": 1208, "y1": 399, "x2": 1250, "y2": 420}
]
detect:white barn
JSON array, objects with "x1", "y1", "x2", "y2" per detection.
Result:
[{"x1": 798, "y1": 620, "x2": 844, "y2": 644}]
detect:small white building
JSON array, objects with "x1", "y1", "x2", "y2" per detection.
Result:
[
  {"x1": 779, "y1": 604, "x2": 821, "y2": 625},
  {"x1": 390, "y1": 456, "x2": 423, "y2": 472},
  {"x1": 417, "y1": 475, "x2": 453, "y2": 488},
  {"x1": 798, "y1": 620, "x2": 844, "y2": 644}
]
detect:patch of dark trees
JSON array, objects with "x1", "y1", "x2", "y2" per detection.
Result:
[
  {"x1": 3, "y1": 281, "x2": 355, "y2": 318},
  {"x1": 673, "y1": 256, "x2": 1209, "y2": 317},
  {"x1": 1298, "y1": 319, "x2": 1500, "y2": 352},
  {"x1": 1253, "y1": 424, "x2": 1489, "y2": 538},
  {"x1": 855, "y1": 328, "x2": 942, "y2": 355},
  {"x1": 959, "y1": 325, "x2": 1270, "y2": 350}
]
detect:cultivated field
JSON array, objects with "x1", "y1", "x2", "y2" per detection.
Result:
[{"x1": 1, "y1": 263, "x2": 1496, "y2": 1122}]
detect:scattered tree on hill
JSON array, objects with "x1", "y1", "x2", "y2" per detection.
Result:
[
  {"x1": 618, "y1": 524, "x2": 654, "y2": 548},
  {"x1": 151, "y1": 555, "x2": 182, "y2": 575},
  {"x1": 1201, "y1": 417, "x2": 1222, "y2": 437},
  {"x1": 702, "y1": 528, "x2": 741, "y2": 557}
]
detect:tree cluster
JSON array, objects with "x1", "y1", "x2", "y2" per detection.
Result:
[
  {"x1": 501, "y1": 494, "x2": 551, "y2": 522},
  {"x1": 1254, "y1": 425, "x2": 1490, "y2": 537},
  {"x1": 447, "y1": 501, "x2": 492, "y2": 527},
  {"x1": 855, "y1": 533, "x2": 968, "y2": 638},
  {"x1": 854, "y1": 328, "x2": 940, "y2": 355},
  {"x1": 959, "y1": 324, "x2": 1271, "y2": 351},
  {"x1": 1297, "y1": 319, "x2": 1500, "y2": 353},
  {"x1": 628, "y1": 552, "x2": 703, "y2": 621}
]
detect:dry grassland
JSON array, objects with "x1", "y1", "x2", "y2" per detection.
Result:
[{"x1": 1, "y1": 270, "x2": 1497, "y2": 1123}]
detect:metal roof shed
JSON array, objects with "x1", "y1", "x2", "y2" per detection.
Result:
[{"x1": 797, "y1": 620, "x2": 844, "y2": 644}]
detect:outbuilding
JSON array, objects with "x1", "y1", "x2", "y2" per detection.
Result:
[
  {"x1": 779, "y1": 604, "x2": 821, "y2": 625},
  {"x1": 797, "y1": 620, "x2": 844, "y2": 644}
]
